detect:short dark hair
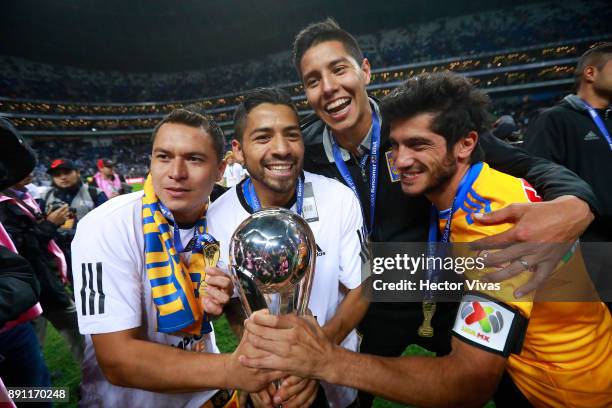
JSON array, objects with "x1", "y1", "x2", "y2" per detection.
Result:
[
  {"x1": 151, "y1": 105, "x2": 225, "y2": 161},
  {"x1": 574, "y1": 42, "x2": 612, "y2": 88},
  {"x1": 233, "y1": 87, "x2": 299, "y2": 142},
  {"x1": 381, "y1": 71, "x2": 492, "y2": 162},
  {"x1": 292, "y1": 18, "x2": 364, "y2": 79}
]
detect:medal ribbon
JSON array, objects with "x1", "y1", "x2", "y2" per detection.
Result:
[
  {"x1": 330, "y1": 108, "x2": 381, "y2": 235},
  {"x1": 426, "y1": 163, "x2": 482, "y2": 301},
  {"x1": 157, "y1": 201, "x2": 214, "y2": 334},
  {"x1": 242, "y1": 174, "x2": 305, "y2": 216},
  {"x1": 158, "y1": 201, "x2": 216, "y2": 253}
]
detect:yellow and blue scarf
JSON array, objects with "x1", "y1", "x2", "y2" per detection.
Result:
[{"x1": 142, "y1": 175, "x2": 213, "y2": 335}]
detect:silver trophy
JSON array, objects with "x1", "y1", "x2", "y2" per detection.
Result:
[{"x1": 229, "y1": 207, "x2": 316, "y2": 318}]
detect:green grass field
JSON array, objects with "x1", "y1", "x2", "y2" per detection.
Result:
[
  {"x1": 131, "y1": 182, "x2": 143, "y2": 191},
  {"x1": 44, "y1": 317, "x2": 452, "y2": 408}
]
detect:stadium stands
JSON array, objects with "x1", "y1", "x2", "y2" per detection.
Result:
[
  {"x1": 1, "y1": 0, "x2": 610, "y2": 184},
  {"x1": 1, "y1": 0, "x2": 609, "y2": 103}
]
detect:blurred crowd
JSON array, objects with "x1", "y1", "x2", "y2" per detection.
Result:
[
  {"x1": 0, "y1": 0, "x2": 609, "y2": 104},
  {"x1": 21, "y1": 92, "x2": 554, "y2": 188},
  {"x1": 29, "y1": 139, "x2": 150, "y2": 185}
]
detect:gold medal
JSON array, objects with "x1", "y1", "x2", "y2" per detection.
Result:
[
  {"x1": 418, "y1": 301, "x2": 436, "y2": 337},
  {"x1": 199, "y1": 242, "x2": 220, "y2": 297}
]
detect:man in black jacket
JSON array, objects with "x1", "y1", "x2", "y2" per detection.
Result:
[
  {"x1": 292, "y1": 19, "x2": 599, "y2": 407},
  {"x1": 0, "y1": 117, "x2": 51, "y2": 400},
  {"x1": 524, "y1": 42, "x2": 611, "y2": 241},
  {"x1": 0, "y1": 117, "x2": 40, "y2": 326},
  {"x1": 524, "y1": 42, "x2": 612, "y2": 305},
  {"x1": 0, "y1": 246, "x2": 40, "y2": 328}
]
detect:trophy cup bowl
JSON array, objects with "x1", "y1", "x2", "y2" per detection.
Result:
[{"x1": 229, "y1": 207, "x2": 316, "y2": 318}]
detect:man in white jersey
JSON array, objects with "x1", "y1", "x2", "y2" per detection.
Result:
[
  {"x1": 208, "y1": 88, "x2": 369, "y2": 408},
  {"x1": 72, "y1": 107, "x2": 281, "y2": 407}
]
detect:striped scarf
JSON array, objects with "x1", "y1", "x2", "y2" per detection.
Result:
[{"x1": 142, "y1": 175, "x2": 213, "y2": 335}]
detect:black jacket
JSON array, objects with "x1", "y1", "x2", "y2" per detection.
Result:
[
  {"x1": 524, "y1": 94, "x2": 611, "y2": 241},
  {"x1": 302, "y1": 103, "x2": 600, "y2": 243},
  {"x1": 0, "y1": 246, "x2": 40, "y2": 328}
]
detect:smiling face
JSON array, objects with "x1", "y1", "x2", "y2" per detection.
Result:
[
  {"x1": 150, "y1": 122, "x2": 225, "y2": 224},
  {"x1": 300, "y1": 40, "x2": 372, "y2": 140},
  {"x1": 233, "y1": 103, "x2": 303, "y2": 204},
  {"x1": 389, "y1": 112, "x2": 459, "y2": 199}
]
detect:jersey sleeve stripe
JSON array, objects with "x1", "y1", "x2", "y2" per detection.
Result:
[
  {"x1": 88, "y1": 262, "x2": 97, "y2": 315},
  {"x1": 96, "y1": 262, "x2": 105, "y2": 314},
  {"x1": 80, "y1": 263, "x2": 88, "y2": 315}
]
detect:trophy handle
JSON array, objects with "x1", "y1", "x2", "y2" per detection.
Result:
[{"x1": 295, "y1": 228, "x2": 317, "y2": 316}]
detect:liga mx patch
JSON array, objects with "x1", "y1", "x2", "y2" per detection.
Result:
[
  {"x1": 385, "y1": 149, "x2": 400, "y2": 182},
  {"x1": 452, "y1": 294, "x2": 527, "y2": 357}
]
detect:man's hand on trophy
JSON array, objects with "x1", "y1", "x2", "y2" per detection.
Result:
[
  {"x1": 201, "y1": 266, "x2": 234, "y2": 318},
  {"x1": 249, "y1": 382, "x2": 276, "y2": 408},
  {"x1": 274, "y1": 376, "x2": 319, "y2": 408},
  {"x1": 240, "y1": 310, "x2": 334, "y2": 381},
  {"x1": 230, "y1": 329, "x2": 283, "y2": 393},
  {"x1": 247, "y1": 370, "x2": 319, "y2": 408}
]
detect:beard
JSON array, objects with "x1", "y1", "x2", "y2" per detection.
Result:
[
  {"x1": 243, "y1": 152, "x2": 301, "y2": 194},
  {"x1": 422, "y1": 153, "x2": 458, "y2": 196}
]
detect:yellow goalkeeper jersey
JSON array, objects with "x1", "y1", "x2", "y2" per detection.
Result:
[{"x1": 440, "y1": 162, "x2": 611, "y2": 407}]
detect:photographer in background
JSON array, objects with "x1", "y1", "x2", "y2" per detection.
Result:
[
  {"x1": 39, "y1": 159, "x2": 107, "y2": 282},
  {"x1": 91, "y1": 157, "x2": 132, "y2": 199}
]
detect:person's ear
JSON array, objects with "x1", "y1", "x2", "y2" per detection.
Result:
[
  {"x1": 360, "y1": 58, "x2": 372, "y2": 86},
  {"x1": 456, "y1": 131, "x2": 479, "y2": 160},
  {"x1": 232, "y1": 139, "x2": 245, "y2": 163}
]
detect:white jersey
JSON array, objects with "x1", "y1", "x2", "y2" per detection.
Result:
[
  {"x1": 208, "y1": 171, "x2": 366, "y2": 408},
  {"x1": 72, "y1": 191, "x2": 220, "y2": 408},
  {"x1": 223, "y1": 163, "x2": 245, "y2": 187}
]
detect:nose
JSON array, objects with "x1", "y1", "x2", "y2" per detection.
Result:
[
  {"x1": 270, "y1": 134, "x2": 291, "y2": 158},
  {"x1": 169, "y1": 158, "x2": 188, "y2": 181},
  {"x1": 393, "y1": 145, "x2": 415, "y2": 170},
  {"x1": 321, "y1": 73, "x2": 338, "y2": 97}
]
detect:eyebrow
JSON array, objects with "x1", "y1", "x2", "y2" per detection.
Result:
[
  {"x1": 250, "y1": 124, "x2": 300, "y2": 134},
  {"x1": 405, "y1": 136, "x2": 434, "y2": 145},
  {"x1": 390, "y1": 135, "x2": 434, "y2": 144},
  {"x1": 283, "y1": 125, "x2": 301, "y2": 132},
  {"x1": 152, "y1": 147, "x2": 207, "y2": 156},
  {"x1": 327, "y1": 57, "x2": 352, "y2": 68},
  {"x1": 303, "y1": 57, "x2": 353, "y2": 80}
]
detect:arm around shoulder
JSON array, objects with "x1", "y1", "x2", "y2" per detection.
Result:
[{"x1": 480, "y1": 130, "x2": 599, "y2": 210}]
